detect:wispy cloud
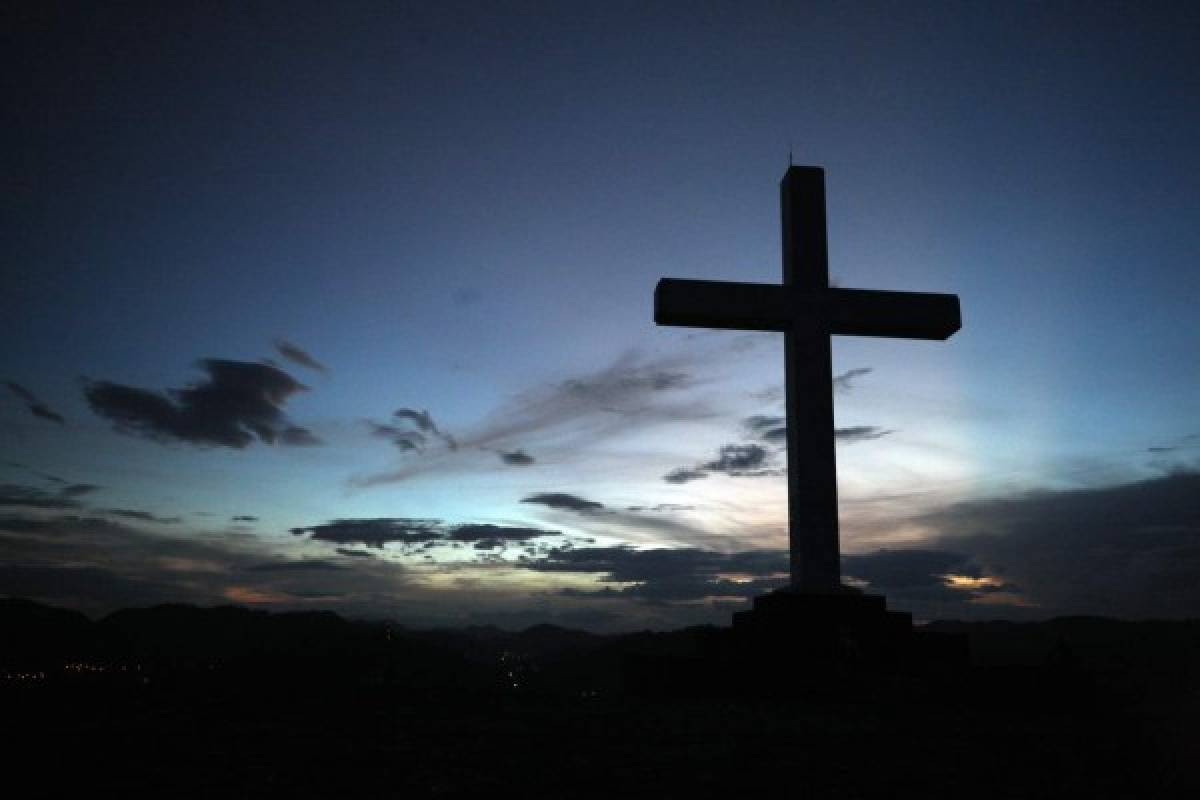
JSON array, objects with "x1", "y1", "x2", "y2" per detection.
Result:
[
  {"x1": 742, "y1": 416, "x2": 890, "y2": 445},
  {"x1": 335, "y1": 547, "x2": 374, "y2": 559},
  {"x1": 2, "y1": 463, "x2": 67, "y2": 484},
  {"x1": 354, "y1": 350, "x2": 714, "y2": 486},
  {"x1": 367, "y1": 421, "x2": 428, "y2": 451},
  {"x1": 833, "y1": 367, "x2": 873, "y2": 392},
  {"x1": 835, "y1": 426, "x2": 893, "y2": 443},
  {"x1": 1147, "y1": 433, "x2": 1200, "y2": 454},
  {"x1": 105, "y1": 508, "x2": 182, "y2": 524},
  {"x1": 274, "y1": 340, "x2": 328, "y2": 374},
  {"x1": 59, "y1": 483, "x2": 101, "y2": 498},
  {"x1": 743, "y1": 414, "x2": 786, "y2": 442},
  {"x1": 247, "y1": 560, "x2": 347, "y2": 572},
  {"x1": 702, "y1": 444, "x2": 772, "y2": 474},
  {"x1": 663, "y1": 467, "x2": 708, "y2": 484},
  {"x1": 0, "y1": 484, "x2": 82, "y2": 510},
  {"x1": 3, "y1": 381, "x2": 65, "y2": 424},
  {"x1": 393, "y1": 408, "x2": 457, "y2": 449},
  {"x1": 625, "y1": 504, "x2": 695, "y2": 512},
  {"x1": 517, "y1": 491, "x2": 741, "y2": 552},
  {"x1": 367, "y1": 409, "x2": 458, "y2": 453},
  {"x1": 0, "y1": 480, "x2": 100, "y2": 511}
]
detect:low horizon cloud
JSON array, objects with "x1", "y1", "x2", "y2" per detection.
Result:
[
  {"x1": 290, "y1": 517, "x2": 561, "y2": 550},
  {"x1": 2, "y1": 469, "x2": 1198, "y2": 628},
  {"x1": 921, "y1": 468, "x2": 1200, "y2": 618}
]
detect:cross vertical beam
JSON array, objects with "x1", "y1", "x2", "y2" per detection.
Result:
[
  {"x1": 782, "y1": 167, "x2": 840, "y2": 591},
  {"x1": 653, "y1": 166, "x2": 960, "y2": 595}
]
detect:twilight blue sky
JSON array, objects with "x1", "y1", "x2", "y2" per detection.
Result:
[{"x1": 3, "y1": 1, "x2": 1198, "y2": 629}]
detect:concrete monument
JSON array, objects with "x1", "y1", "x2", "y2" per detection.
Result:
[{"x1": 655, "y1": 166, "x2": 961, "y2": 656}]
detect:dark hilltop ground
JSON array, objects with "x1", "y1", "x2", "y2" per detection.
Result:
[{"x1": 3, "y1": 597, "x2": 1198, "y2": 798}]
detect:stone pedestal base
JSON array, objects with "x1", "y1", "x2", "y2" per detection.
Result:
[
  {"x1": 732, "y1": 587, "x2": 927, "y2": 664},
  {"x1": 623, "y1": 587, "x2": 969, "y2": 698}
]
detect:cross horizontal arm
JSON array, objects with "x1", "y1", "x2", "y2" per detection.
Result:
[
  {"x1": 655, "y1": 279, "x2": 961, "y2": 340},
  {"x1": 655, "y1": 278, "x2": 792, "y2": 331},
  {"x1": 825, "y1": 288, "x2": 961, "y2": 340}
]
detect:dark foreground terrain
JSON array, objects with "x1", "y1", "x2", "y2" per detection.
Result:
[{"x1": 4, "y1": 598, "x2": 1197, "y2": 798}]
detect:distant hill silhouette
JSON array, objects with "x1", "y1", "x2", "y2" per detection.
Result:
[
  {"x1": 4, "y1": 598, "x2": 1197, "y2": 797},
  {"x1": 0, "y1": 597, "x2": 97, "y2": 668},
  {"x1": 1, "y1": 597, "x2": 490, "y2": 689},
  {"x1": 4, "y1": 596, "x2": 1198, "y2": 696}
]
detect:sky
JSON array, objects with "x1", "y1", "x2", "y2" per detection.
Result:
[{"x1": 3, "y1": 1, "x2": 1199, "y2": 630}]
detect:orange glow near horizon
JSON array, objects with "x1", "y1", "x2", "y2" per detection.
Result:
[{"x1": 942, "y1": 574, "x2": 1005, "y2": 591}]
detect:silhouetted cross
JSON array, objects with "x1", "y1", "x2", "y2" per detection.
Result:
[{"x1": 655, "y1": 166, "x2": 961, "y2": 592}]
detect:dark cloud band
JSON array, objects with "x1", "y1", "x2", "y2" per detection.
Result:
[
  {"x1": 663, "y1": 443, "x2": 780, "y2": 483},
  {"x1": 291, "y1": 517, "x2": 559, "y2": 549},
  {"x1": 521, "y1": 492, "x2": 604, "y2": 513},
  {"x1": 84, "y1": 359, "x2": 319, "y2": 449}
]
